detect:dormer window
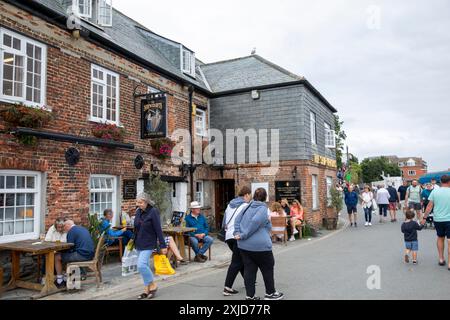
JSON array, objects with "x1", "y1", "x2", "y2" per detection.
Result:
[
  {"x1": 181, "y1": 48, "x2": 195, "y2": 78},
  {"x1": 75, "y1": 0, "x2": 92, "y2": 18},
  {"x1": 72, "y1": 0, "x2": 113, "y2": 27}
]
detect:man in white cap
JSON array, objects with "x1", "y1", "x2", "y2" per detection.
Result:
[{"x1": 185, "y1": 201, "x2": 214, "y2": 262}]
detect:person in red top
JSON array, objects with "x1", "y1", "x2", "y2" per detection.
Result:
[{"x1": 289, "y1": 200, "x2": 304, "y2": 242}]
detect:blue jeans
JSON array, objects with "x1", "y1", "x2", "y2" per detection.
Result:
[
  {"x1": 363, "y1": 206, "x2": 373, "y2": 223},
  {"x1": 190, "y1": 236, "x2": 214, "y2": 256},
  {"x1": 137, "y1": 250, "x2": 154, "y2": 286}
]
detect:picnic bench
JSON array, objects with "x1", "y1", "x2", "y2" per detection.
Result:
[{"x1": 0, "y1": 240, "x2": 73, "y2": 298}]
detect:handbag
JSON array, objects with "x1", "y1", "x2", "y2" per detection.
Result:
[
  {"x1": 218, "y1": 203, "x2": 245, "y2": 242},
  {"x1": 154, "y1": 254, "x2": 176, "y2": 276},
  {"x1": 372, "y1": 199, "x2": 378, "y2": 214}
]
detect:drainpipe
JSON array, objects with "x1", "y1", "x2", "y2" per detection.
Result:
[{"x1": 188, "y1": 85, "x2": 195, "y2": 202}]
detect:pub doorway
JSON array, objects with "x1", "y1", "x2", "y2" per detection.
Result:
[{"x1": 214, "y1": 180, "x2": 235, "y2": 231}]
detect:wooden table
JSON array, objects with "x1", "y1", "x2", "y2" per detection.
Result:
[
  {"x1": 162, "y1": 226, "x2": 196, "y2": 260},
  {"x1": 0, "y1": 240, "x2": 73, "y2": 298}
]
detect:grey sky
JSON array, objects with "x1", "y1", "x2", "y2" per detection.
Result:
[{"x1": 115, "y1": 0, "x2": 450, "y2": 172}]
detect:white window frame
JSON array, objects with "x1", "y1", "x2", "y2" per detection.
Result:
[
  {"x1": 89, "y1": 175, "x2": 118, "y2": 225},
  {"x1": 310, "y1": 111, "x2": 317, "y2": 145},
  {"x1": 0, "y1": 170, "x2": 41, "y2": 244},
  {"x1": 75, "y1": 0, "x2": 93, "y2": 18},
  {"x1": 312, "y1": 175, "x2": 319, "y2": 210},
  {"x1": 407, "y1": 160, "x2": 416, "y2": 167},
  {"x1": 0, "y1": 28, "x2": 47, "y2": 108},
  {"x1": 324, "y1": 122, "x2": 336, "y2": 149},
  {"x1": 97, "y1": 0, "x2": 113, "y2": 27},
  {"x1": 90, "y1": 64, "x2": 120, "y2": 125},
  {"x1": 181, "y1": 48, "x2": 196, "y2": 78},
  {"x1": 326, "y1": 176, "x2": 333, "y2": 206},
  {"x1": 195, "y1": 181, "x2": 204, "y2": 207},
  {"x1": 195, "y1": 108, "x2": 207, "y2": 137}
]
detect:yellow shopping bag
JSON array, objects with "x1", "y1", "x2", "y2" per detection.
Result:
[{"x1": 153, "y1": 254, "x2": 176, "y2": 276}]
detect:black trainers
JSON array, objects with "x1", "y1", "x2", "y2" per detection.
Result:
[
  {"x1": 223, "y1": 287, "x2": 239, "y2": 296},
  {"x1": 55, "y1": 280, "x2": 67, "y2": 289},
  {"x1": 264, "y1": 292, "x2": 284, "y2": 300},
  {"x1": 354, "y1": 223, "x2": 357, "y2": 227},
  {"x1": 246, "y1": 296, "x2": 261, "y2": 300}
]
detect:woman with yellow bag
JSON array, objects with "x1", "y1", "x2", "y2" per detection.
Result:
[{"x1": 134, "y1": 192, "x2": 167, "y2": 300}]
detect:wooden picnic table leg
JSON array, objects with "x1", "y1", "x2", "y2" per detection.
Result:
[
  {"x1": 177, "y1": 234, "x2": 186, "y2": 260},
  {"x1": 41, "y1": 251, "x2": 58, "y2": 296},
  {"x1": 5, "y1": 251, "x2": 20, "y2": 291}
]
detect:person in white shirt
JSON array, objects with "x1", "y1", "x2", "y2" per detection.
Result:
[
  {"x1": 360, "y1": 186, "x2": 374, "y2": 227},
  {"x1": 222, "y1": 186, "x2": 252, "y2": 297},
  {"x1": 376, "y1": 185, "x2": 391, "y2": 223},
  {"x1": 431, "y1": 179, "x2": 441, "y2": 190},
  {"x1": 45, "y1": 218, "x2": 68, "y2": 243}
]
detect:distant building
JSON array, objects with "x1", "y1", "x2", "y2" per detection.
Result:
[{"x1": 367, "y1": 156, "x2": 428, "y2": 182}]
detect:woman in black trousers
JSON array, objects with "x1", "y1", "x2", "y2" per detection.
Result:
[
  {"x1": 234, "y1": 188, "x2": 284, "y2": 300},
  {"x1": 222, "y1": 187, "x2": 252, "y2": 296}
]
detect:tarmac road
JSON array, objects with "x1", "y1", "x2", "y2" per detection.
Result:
[{"x1": 150, "y1": 208, "x2": 450, "y2": 300}]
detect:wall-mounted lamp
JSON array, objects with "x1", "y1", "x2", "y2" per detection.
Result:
[{"x1": 292, "y1": 166, "x2": 298, "y2": 180}]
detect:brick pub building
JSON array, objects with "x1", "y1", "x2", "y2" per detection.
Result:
[{"x1": 0, "y1": 0, "x2": 338, "y2": 276}]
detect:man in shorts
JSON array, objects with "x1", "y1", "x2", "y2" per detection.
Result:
[
  {"x1": 398, "y1": 181, "x2": 409, "y2": 213},
  {"x1": 405, "y1": 180, "x2": 423, "y2": 220},
  {"x1": 345, "y1": 186, "x2": 359, "y2": 227},
  {"x1": 422, "y1": 175, "x2": 450, "y2": 269}
]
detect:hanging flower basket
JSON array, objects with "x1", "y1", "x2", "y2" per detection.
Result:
[
  {"x1": 0, "y1": 103, "x2": 53, "y2": 129},
  {"x1": 0, "y1": 103, "x2": 54, "y2": 146},
  {"x1": 91, "y1": 123, "x2": 126, "y2": 142},
  {"x1": 150, "y1": 138, "x2": 176, "y2": 160}
]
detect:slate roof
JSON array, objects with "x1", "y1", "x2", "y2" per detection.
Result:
[
  {"x1": 199, "y1": 55, "x2": 304, "y2": 93},
  {"x1": 25, "y1": 1, "x2": 335, "y2": 112},
  {"x1": 33, "y1": 0, "x2": 210, "y2": 91}
]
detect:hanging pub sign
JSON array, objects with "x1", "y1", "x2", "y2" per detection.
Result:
[{"x1": 141, "y1": 93, "x2": 167, "y2": 139}]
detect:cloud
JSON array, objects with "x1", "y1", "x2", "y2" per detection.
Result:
[{"x1": 114, "y1": 0, "x2": 450, "y2": 171}]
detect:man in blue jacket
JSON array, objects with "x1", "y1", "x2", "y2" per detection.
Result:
[
  {"x1": 185, "y1": 201, "x2": 214, "y2": 263},
  {"x1": 100, "y1": 209, "x2": 133, "y2": 247},
  {"x1": 345, "y1": 185, "x2": 359, "y2": 227}
]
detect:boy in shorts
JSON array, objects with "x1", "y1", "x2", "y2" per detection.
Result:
[{"x1": 401, "y1": 210, "x2": 424, "y2": 264}]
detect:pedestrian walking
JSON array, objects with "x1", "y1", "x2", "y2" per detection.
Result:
[
  {"x1": 431, "y1": 178, "x2": 441, "y2": 190},
  {"x1": 222, "y1": 186, "x2": 252, "y2": 296},
  {"x1": 422, "y1": 175, "x2": 450, "y2": 269},
  {"x1": 387, "y1": 182, "x2": 400, "y2": 222},
  {"x1": 344, "y1": 185, "x2": 359, "y2": 227},
  {"x1": 134, "y1": 192, "x2": 167, "y2": 300},
  {"x1": 376, "y1": 185, "x2": 390, "y2": 223},
  {"x1": 405, "y1": 180, "x2": 423, "y2": 221},
  {"x1": 398, "y1": 181, "x2": 409, "y2": 213},
  {"x1": 360, "y1": 186, "x2": 374, "y2": 226},
  {"x1": 421, "y1": 184, "x2": 433, "y2": 215},
  {"x1": 234, "y1": 188, "x2": 284, "y2": 300},
  {"x1": 401, "y1": 210, "x2": 424, "y2": 264}
]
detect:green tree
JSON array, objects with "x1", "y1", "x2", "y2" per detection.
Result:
[
  {"x1": 334, "y1": 115, "x2": 347, "y2": 169},
  {"x1": 361, "y1": 157, "x2": 402, "y2": 183},
  {"x1": 348, "y1": 162, "x2": 362, "y2": 185}
]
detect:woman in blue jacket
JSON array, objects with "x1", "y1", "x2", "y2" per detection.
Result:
[
  {"x1": 234, "y1": 188, "x2": 284, "y2": 301},
  {"x1": 345, "y1": 185, "x2": 359, "y2": 227},
  {"x1": 134, "y1": 193, "x2": 167, "y2": 299}
]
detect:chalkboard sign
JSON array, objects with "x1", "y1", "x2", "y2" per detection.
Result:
[
  {"x1": 123, "y1": 180, "x2": 137, "y2": 200},
  {"x1": 275, "y1": 181, "x2": 301, "y2": 204},
  {"x1": 171, "y1": 211, "x2": 185, "y2": 227}
]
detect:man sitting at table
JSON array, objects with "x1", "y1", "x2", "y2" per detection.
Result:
[
  {"x1": 185, "y1": 201, "x2": 214, "y2": 263},
  {"x1": 100, "y1": 209, "x2": 133, "y2": 247},
  {"x1": 54, "y1": 220, "x2": 95, "y2": 287}
]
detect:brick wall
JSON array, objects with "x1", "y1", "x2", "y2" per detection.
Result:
[{"x1": 221, "y1": 160, "x2": 336, "y2": 229}]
